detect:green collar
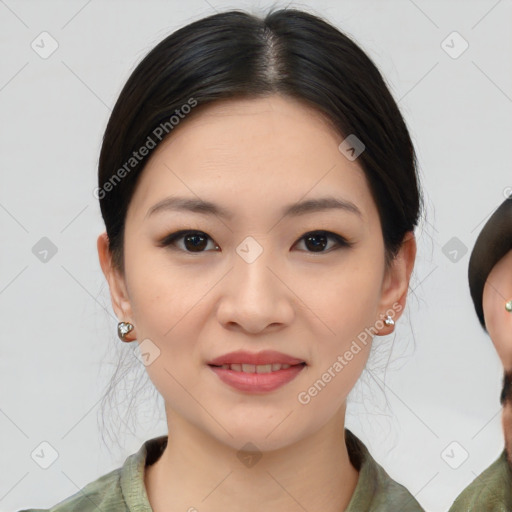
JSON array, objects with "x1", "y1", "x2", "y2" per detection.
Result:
[{"x1": 120, "y1": 429, "x2": 423, "y2": 511}]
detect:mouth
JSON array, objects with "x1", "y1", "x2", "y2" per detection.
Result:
[
  {"x1": 207, "y1": 361, "x2": 307, "y2": 393},
  {"x1": 208, "y1": 362, "x2": 307, "y2": 373}
]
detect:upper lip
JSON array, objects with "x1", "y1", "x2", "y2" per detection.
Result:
[{"x1": 208, "y1": 350, "x2": 306, "y2": 366}]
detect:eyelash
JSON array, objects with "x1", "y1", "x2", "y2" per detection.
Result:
[{"x1": 159, "y1": 229, "x2": 353, "y2": 254}]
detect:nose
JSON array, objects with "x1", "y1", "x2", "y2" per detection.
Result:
[{"x1": 216, "y1": 244, "x2": 294, "y2": 334}]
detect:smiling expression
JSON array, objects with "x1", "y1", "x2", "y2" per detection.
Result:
[{"x1": 101, "y1": 94, "x2": 410, "y2": 451}]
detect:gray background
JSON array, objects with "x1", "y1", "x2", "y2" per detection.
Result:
[{"x1": 1, "y1": 0, "x2": 511, "y2": 511}]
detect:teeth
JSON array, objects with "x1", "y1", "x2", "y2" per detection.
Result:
[
  {"x1": 256, "y1": 364, "x2": 272, "y2": 374},
  {"x1": 217, "y1": 363, "x2": 293, "y2": 373}
]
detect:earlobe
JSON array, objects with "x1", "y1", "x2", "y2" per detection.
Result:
[
  {"x1": 97, "y1": 232, "x2": 134, "y2": 328},
  {"x1": 375, "y1": 231, "x2": 417, "y2": 335}
]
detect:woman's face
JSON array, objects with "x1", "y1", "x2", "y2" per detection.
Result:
[
  {"x1": 483, "y1": 249, "x2": 512, "y2": 369},
  {"x1": 99, "y1": 94, "x2": 414, "y2": 451}
]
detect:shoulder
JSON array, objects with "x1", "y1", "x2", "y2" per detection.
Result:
[
  {"x1": 345, "y1": 429, "x2": 425, "y2": 512},
  {"x1": 370, "y1": 466, "x2": 425, "y2": 511},
  {"x1": 365, "y1": 453, "x2": 425, "y2": 511},
  {"x1": 448, "y1": 450, "x2": 512, "y2": 511},
  {"x1": 17, "y1": 466, "x2": 125, "y2": 512},
  {"x1": 17, "y1": 436, "x2": 167, "y2": 512}
]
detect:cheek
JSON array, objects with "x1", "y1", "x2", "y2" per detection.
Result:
[
  {"x1": 485, "y1": 297, "x2": 512, "y2": 367},
  {"x1": 290, "y1": 260, "x2": 380, "y2": 390},
  {"x1": 125, "y1": 249, "x2": 208, "y2": 337},
  {"x1": 122, "y1": 260, "x2": 210, "y2": 401},
  {"x1": 300, "y1": 258, "x2": 383, "y2": 340}
]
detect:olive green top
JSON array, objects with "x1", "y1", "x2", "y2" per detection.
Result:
[
  {"x1": 449, "y1": 449, "x2": 512, "y2": 511},
  {"x1": 19, "y1": 429, "x2": 423, "y2": 511}
]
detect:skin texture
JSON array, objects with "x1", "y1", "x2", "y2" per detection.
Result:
[
  {"x1": 98, "y1": 94, "x2": 416, "y2": 512},
  {"x1": 482, "y1": 249, "x2": 512, "y2": 466},
  {"x1": 483, "y1": 250, "x2": 512, "y2": 369}
]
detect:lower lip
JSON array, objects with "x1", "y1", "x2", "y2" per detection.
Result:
[{"x1": 208, "y1": 364, "x2": 306, "y2": 393}]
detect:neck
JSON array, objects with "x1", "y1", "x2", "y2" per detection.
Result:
[{"x1": 145, "y1": 403, "x2": 359, "y2": 512}]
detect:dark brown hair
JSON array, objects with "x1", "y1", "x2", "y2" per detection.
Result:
[
  {"x1": 97, "y1": 7, "x2": 424, "y2": 452},
  {"x1": 97, "y1": 7, "x2": 422, "y2": 274},
  {"x1": 468, "y1": 197, "x2": 512, "y2": 330}
]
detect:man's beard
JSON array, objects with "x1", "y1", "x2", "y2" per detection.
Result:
[{"x1": 501, "y1": 370, "x2": 512, "y2": 470}]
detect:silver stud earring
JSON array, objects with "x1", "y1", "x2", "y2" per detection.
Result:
[
  {"x1": 117, "y1": 321, "x2": 134, "y2": 342},
  {"x1": 506, "y1": 300, "x2": 512, "y2": 313},
  {"x1": 384, "y1": 315, "x2": 395, "y2": 326}
]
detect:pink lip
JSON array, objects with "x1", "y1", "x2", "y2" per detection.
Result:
[
  {"x1": 207, "y1": 350, "x2": 306, "y2": 366},
  {"x1": 208, "y1": 364, "x2": 306, "y2": 393}
]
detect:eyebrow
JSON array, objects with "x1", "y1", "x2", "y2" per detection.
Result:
[{"x1": 145, "y1": 195, "x2": 362, "y2": 220}]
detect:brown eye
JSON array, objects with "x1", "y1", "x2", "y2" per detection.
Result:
[
  {"x1": 160, "y1": 229, "x2": 351, "y2": 254},
  {"x1": 295, "y1": 231, "x2": 351, "y2": 253},
  {"x1": 161, "y1": 230, "x2": 219, "y2": 253}
]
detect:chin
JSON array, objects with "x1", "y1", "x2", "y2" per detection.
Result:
[{"x1": 210, "y1": 421, "x2": 306, "y2": 453}]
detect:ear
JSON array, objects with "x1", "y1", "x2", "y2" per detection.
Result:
[
  {"x1": 375, "y1": 231, "x2": 417, "y2": 336},
  {"x1": 97, "y1": 232, "x2": 136, "y2": 341},
  {"x1": 482, "y1": 250, "x2": 512, "y2": 369}
]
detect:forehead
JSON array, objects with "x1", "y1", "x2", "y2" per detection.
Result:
[
  {"x1": 150, "y1": 95, "x2": 345, "y2": 165},
  {"x1": 127, "y1": 95, "x2": 379, "y2": 227},
  {"x1": 487, "y1": 250, "x2": 512, "y2": 285}
]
